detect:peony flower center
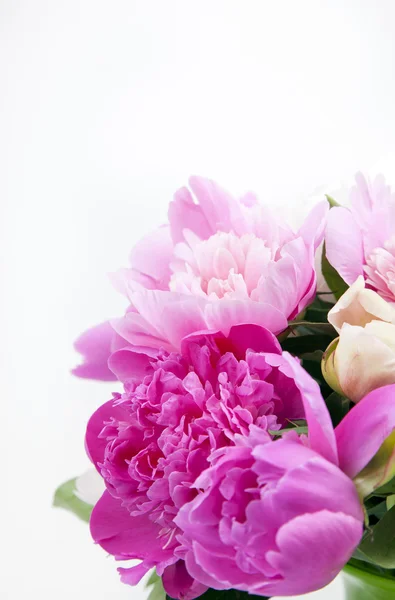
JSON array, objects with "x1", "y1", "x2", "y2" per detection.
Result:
[
  {"x1": 364, "y1": 235, "x2": 395, "y2": 303},
  {"x1": 169, "y1": 231, "x2": 273, "y2": 300}
]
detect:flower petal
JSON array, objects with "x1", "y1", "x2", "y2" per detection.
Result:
[
  {"x1": 335, "y1": 384, "x2": 395, "y2": 479},
  {"x1": 328, "y1": 276, "x2": 395, "y2": 332},
  {"x1": 90, "y1": 491, "x2": 174, "y2": 574},
  {"x1": 261, "y1": 511, "x2": 362, "y2": 596},
  {"x1": 204, "y1": 298, "x2": 288, "y2": 337},
  {"x1": 334, "y1": 324, "x2": 395, "y2": 402},
  {"x1": 85, "y1": 399, "x2": 129, "y2": 471},
  {"x1": 298, "y1": 200, "x2": 329, "y2": 250},
  {"x1": 108, "y1": 346, "x2": 158, "y2": 381},
  {"x1": 162, "y1": 560, "x2": 208, "y2": 600},
  {"x1": 325, "y1": 207, "x2": 364, "y2": 285},
  {"x1": 72, "y1": 321, "x2": 117, "y2": 381},
  {"x1": 129, "y1": 225, "x2": 173, "y2": 290},
  {"x1": 168, "y1": 185, "x2": 213, "y2": 243},
  {"x1": 274, "y1": 353, "x2": 338, "y2": 465}
]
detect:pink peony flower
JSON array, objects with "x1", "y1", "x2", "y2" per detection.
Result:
[
  {"x1": 175, "y1": 376, "x2": 395, "y2": 598},
  {"x1": 86, "y1": 324, "x2": 338, "y2": 599},
  {"x1": 175, "y1": 438, "x2": 363, "y2": 597},
  {"x1": 326, "y1": 173, "x2": 395, "y2": 302},
  {"x1": 73, "y1": 177, "x2": 328, "y2": 380}
]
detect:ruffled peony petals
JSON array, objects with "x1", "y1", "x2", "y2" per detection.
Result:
[
  {"x1": 162, "y1": 560, "x2": 208, "y2": 600},
  {"x1": 85, "y1": 399, "x2": 129, "y2": 471},
  {"x1": 111, "y1": 310, "x2": 171, "y2": 352},
  {"x1": 325, "y1": 207, "x2": 364, "y2": 285},
  {"x1": 72, "y1": 321, "x2": 117, "y2": 381},
  {"x1": 262, "y1": 511, "x2": 362, "y2": 597},
  {"x1": 130, "y1": 290, "x2": 208, "y2": 352},
  {"x1": 90, "y1": 491, "x2": 174, "y2": 570},
  {"x1": 351, "y1": 173, "x2": 395, "y2": 257},
  {"x1": 335, "y1": 384, "x2": 395, "y2": 479}
]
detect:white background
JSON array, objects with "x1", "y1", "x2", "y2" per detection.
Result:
[{"x1": 2, "y1": 1, "x2": 395, "y2": 599}]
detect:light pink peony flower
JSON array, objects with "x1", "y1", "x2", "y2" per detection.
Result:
[
  {"x1": 73, "y1": 177, "x2": 327, "y2": 379},
  {"x1": 326, "y1": 173, "x2": 395, "y2": 302},
  {"x1": 86, "y1": 324, "x2": 339, "y2": 599}
]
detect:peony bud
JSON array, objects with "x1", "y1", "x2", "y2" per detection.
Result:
[
  {"x1": 328, "y1": 275, "x2": 395, "y2": 333},
  {"x1": 321, "y1": 338, "x2": 344, "y2": 396},
  {"x1": 322, "y1": 278, "x2": 395, "y2": 402}
]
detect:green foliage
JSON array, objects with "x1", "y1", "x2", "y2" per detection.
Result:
[
  {"x1": 321, "y1": 242, "x2": 348, "y2": 300},
  {"x1": 146, "y1": 571, "x2": 166, "y2": 600},
  {"x1": 359, "y1": 506, "x2": 395, "y2": 569},
  {"x1": 167, "y1": 590, "x2": 269, "y2": 600},
  {"x1": 325, "y1": 194, "x2": 340, "y2": 208},
  {"x1": 325, "y1": 391, "x2": 349, "y2": 428},
  {"x1": 303, "y1": 295, "x2": 336, "y2": 324},
  {"x1": 53, "y1": 478, "x2": 93, "y2": 523},
  {"x1": 375, "y1": 476, "x2": 395, "y2": 496},
  {"x1": 281, "y1": 333, "x2": 334, "y2": 356}
]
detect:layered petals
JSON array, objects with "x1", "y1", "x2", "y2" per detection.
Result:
[
  {"x1": 85, "y1": 325, "x2": 337, "y2": 597},
  {"x1": 91, "y1": 491, "x2": 175, "y2": 579},
  {"x1": 175, "y1": 438, "x2": 363, "y2": 597},
  {"x1": 72, "y1": 321, "x2": 119, "y2": 381},
  {"x1": 335, "y1": 384, "x2": 395, "y2": 481},
  {"x1": 324, "y1": 278, "x2": 395, "y2": 402},
  {"x1": 325, "y1": 172, "x2": 395, "y2": 302}
]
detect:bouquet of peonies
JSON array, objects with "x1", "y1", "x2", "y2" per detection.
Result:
[{"x1": 55, "y1": 174, "x2": 395, "y2": 600}]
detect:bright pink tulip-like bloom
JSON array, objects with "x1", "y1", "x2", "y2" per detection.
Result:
[
  {"x1": 74, "y1": 177, "x2": 327, "y2": 380},
  {"x1": 326, "y1": 173, "x2": 395, "y2": 302},
  {"x1": 82, "y1": 323, "x2": 395, "y2": 599}
]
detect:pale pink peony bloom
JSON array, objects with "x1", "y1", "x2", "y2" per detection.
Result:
[
  {"x1": 322, "y1": 277, "x2": 395, "y2": 403},
  {"x1": 74, "y1": 177, "x2": 327, "y2": 379},
  {"x1": 326, "y1": 172, "x2": 395, "y2": 302}
]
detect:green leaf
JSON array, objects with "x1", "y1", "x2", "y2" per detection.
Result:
[
  {"x1": 359, "y1": 505, "x2": 395, "y2": 568},
  {"x1": 354, "y1": 432, "x2": 395, "y2": 499},
  {"x1": 288, "y1": 320, "x2": 336, "y2": 333},
  {"x1": 375, "y1": 476, "x2": 395, "y2": 496},
  {"x1": 281, "y1": 333, "x2": 334, "y2": 356},
  {"x1": 304, "y1": 295, "x2": 335, "y2": 323},
  {"x1": 325, "y1": 391, "x2": 349, "y2": 428},
  {"x1": 269, "y1": 419, "x2": 308, "y2": 437},
  {"x1": 53, "y1": 478, "x2": 93, "y2": 522},
  {"x1": 321, "y1": 242, "x2": 348, "y2": 300},
  {"x1": 352, "y1": 547, "x2": 381, "y2": 566},
  {"x1": 325, "y1": 194, "x2": 340, "y2": 208},
  {"x1": 146, "y1": 571, "x2": 166, "y2": 600},
  {"x1": 167, "y1": 590, "x2": 269, "y2": 600}
]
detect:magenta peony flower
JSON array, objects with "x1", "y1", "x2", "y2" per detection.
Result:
[
  {"x1": 73, "y1": 177, "x2": 327, "y2": 380},
  {"x1": 174, "y1": 377, "x2": 395, "y2": 598},
  {"x1": 86, "y1": 324, "x2": 339, "y2": 599},
  {"x1": 175, "y1": 438, "x2": 363, "y2": 597},
  {"x1": 326, "y1": 173, "x2": 395, "y2": 302}
]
